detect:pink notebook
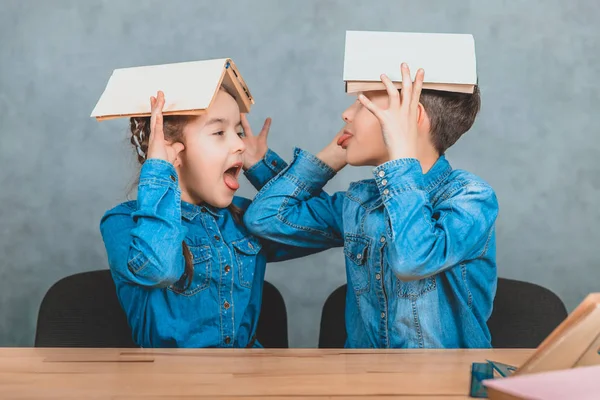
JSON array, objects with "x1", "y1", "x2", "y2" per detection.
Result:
[{"x1": 483, "y1": 365, "x2": 600, "y2": 400}]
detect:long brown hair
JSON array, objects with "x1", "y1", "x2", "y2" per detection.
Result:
[{"x1": 129, "y1": 86, "x2": 243, "y2": 289}]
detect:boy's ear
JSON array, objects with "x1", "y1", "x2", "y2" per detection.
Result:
[{"x1": 417, "y1": 103, "x2": 430, "y2": 133}]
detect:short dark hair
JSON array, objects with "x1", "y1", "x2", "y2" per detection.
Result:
[{"x1": 419, "y1": 86, "x2": 481, "y2": 154}]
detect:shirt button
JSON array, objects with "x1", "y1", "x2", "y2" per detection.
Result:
[
  {"x1": 380, "y1": 236, "x2": 386, "y2": 243},
  {"x1": 224, "y1": 265, "x2": 231, "y2": 273},
  {"x1": 201, "y1": 208, "x2": 207, "y2": 213},
  {"x1": 170, "y1": 175, "x2": 176, "y2": 182},
  {"x1": 248, "y1": 242, "x2": 254, "y2": 249},
  {"x1": 356, "y1": 253, "x2": 362, "y2": 260},
  {"x1": 383, "y1": 189, "x2": 390, "y2": 195},
  {"x1": 224, "y1": 301, "x2": 230, "y2": 310},
  {"x1": 214, "y1": 235, "x2": 221, "y2": 241},
  {"x1": 224, "y1": 336, "x2": 231, "y2": 344},
  {"x1": 376, "y1": 273, "x2": 381, "y2": 280},
  {"x1": 381, "y1": 312, "x2": 386, "y2": 319},
  {"x1": 378, "y1": 170, "x2": 385, "y2": 178},
  {"x1": 381, "y1": 179, "x2": 388, "y2": 186},
  {"x1": 271, "y1": 160, "x2": 278, "y2": 167}
]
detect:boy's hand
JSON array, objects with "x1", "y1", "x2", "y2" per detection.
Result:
[
  {"x1": 147, "y1": 91, "x2": 185, "y2": 164},
  {"x1": 240, "y1": 113, "x2": 272, "y2": 171},
  {"x1": 316, "y1": 129, "x2": 347, "y2": 172},
  {"x1": 358, "y1": 63, "x2": 424, "y2": 160}
]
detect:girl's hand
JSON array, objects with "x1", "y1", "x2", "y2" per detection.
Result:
[
  {"x1": 316, "y1": 129, "x2": 348, "y2": 172},
  {"x1": 240, "y1": 113, "x2": 272, "y2": 170},
  {"x1": 146, "y1": 91, "x2": 185, "y2": 164}
]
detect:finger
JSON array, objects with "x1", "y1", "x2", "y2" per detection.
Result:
[
  {"x1": 410, "y1": 68, "x2": 425, "y2": 111},
  {"x1": 380, "y1": 74, "x2": 400, "y2": 109},
  {"x1": 240, "y1": 113, "x2": 254, "y2": 137},
  {"x1": 156, "y1": 90, "x2": 165, "y2": 109},
  {"x1": 358, "y1": 94, "x2": 383, "y2": 121},
  {"x1": 151, "y1": 91, "x2": 165, "y2": 141},
  {"x1": 149, "y1": 96, "x2": 157, "y2": 137},
  {"x1": 400, "y1": 63, "x2": 413, "y2": 106},
  {"x1": 258, "y1": 117, "x2": 272, "y2": 139}
]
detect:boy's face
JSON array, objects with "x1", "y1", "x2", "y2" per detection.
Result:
[{"x1": 339, "y1": 91, "x2": 390, "y2": 166}]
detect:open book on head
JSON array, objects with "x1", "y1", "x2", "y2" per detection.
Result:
[{"x1": 90, "y1": 58, "x2": 254, "y2": 121}]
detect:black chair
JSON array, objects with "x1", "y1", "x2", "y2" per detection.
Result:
[
  {"x1": 35, "y1": 270, "x2": 136, "y2": 348},
  {"x1": 318, "y1": 278, "x2": 568, "y2": 349},
  {"x1": 257, "y1": 281, "x2": 289, "y2": 348},
  {"x1": 487, "y1": 278, "x2": 567, "y2": 348},
  {"x1": 35, "y1": 270, "x2": 289, "y2": 348},
  {"x1": 318, "y1": 284, "x2": 347, "y2": 348}
]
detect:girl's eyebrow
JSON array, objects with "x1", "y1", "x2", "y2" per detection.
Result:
[{"x1": 206, "y1": 118, "x2": 227, "y2": 125}]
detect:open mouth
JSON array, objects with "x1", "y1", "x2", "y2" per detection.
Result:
[{"x1": 223, "y1": 162, "x2": 243, "y2": 191}]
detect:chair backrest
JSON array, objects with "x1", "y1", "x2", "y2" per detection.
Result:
[
  {"x1": 318, "y1": 284, "x2": 347, "y2": 348},
  {"x1": 35, "y1": 270, "x2": 136, "y2": 348},
  {"x1": 318, "y1": 278, "x2": 568, "y2": 348},
  {"x1": 487, "y1": 278, "x2": 568, "y2": 348},
  {"x1": 256, "y1": 280, "x2": 289, "y2": 348},
  {"x1": 35, "y1": 270, "x2": 289, "y2": 348}
]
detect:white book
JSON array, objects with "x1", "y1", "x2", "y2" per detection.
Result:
[
  {"x1": 90, "y1": 58, "x2": 254, "y2": 121},
  {"x1": 343, "y1": 31, "x2": 477, "y2": 94}
]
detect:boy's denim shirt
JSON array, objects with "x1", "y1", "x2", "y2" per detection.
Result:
[
  {"x1": 244, "y1": 148, "x2": 499, "y2": 348},
  {"x1": 100, "y1": 150, "x2": 315, "y2": 348}
]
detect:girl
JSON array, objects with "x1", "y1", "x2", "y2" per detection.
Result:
[{"x1": 100, "y1": 86, "x2": 314, "y2": 348}]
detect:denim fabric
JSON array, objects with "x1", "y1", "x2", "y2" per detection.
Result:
[
  {"x1": 244, "y1": 148, "x2": 499, "y2": 348},
  {"x1": 100, "y1": 150, "x2": 315, "y2": 348}
]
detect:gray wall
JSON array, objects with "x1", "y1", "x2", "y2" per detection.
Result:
[{"x1": 1, "y1": 0, "x2": 599, "y2": 347}]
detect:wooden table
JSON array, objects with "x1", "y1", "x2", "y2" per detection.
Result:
[{"x1": 0, "y1": 348, "x2": 533, "y2": 399}]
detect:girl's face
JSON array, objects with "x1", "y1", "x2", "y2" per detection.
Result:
[{"x1": 176, "y1": 90, "x2": 246, "y2": 208}]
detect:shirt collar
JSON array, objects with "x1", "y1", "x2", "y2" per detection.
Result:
[
  {"x1": 422, "y1": 155, "x2": 452, "y2": 191},
  {"x1": 181, "y1": 201, "x2": 222, "y2": 220}
]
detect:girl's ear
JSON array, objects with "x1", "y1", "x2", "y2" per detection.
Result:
[{"x1": 171, "y1": 142, "x2": 185, "y2": 168}]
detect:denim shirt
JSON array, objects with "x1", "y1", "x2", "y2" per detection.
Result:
[
  {"x1": 244, "y1": 148, "x2": 499, "y2": 348},
  {"x1": 100, "y1": 150, "x2": 315, "y2": 348}
]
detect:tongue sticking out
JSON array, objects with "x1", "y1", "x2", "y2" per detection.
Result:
[
  {"x1": 337, "y1": 132, "x2": 352, "y2": 146},
  {"x1": 224, "y1": 171, "x2": 240, "y2": 191}
]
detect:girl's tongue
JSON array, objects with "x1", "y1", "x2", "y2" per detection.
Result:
[{"x1": 224, "y1": 168, "x2": 240, "y2": 191}]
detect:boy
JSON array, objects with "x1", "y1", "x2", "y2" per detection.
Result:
[{"x1": 244, "y1": 64, "x2": 498, "y2": 348}]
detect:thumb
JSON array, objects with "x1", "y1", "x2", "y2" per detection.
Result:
[
  {"x1": 259, "y1": 117, "x2": 272, "y2": 139},
  {"x1": 358, "y1": 94, "x2": 383, "y2": 121}
]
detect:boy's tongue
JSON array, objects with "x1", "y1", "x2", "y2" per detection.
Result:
[
  {"x1": 337, "y1": 132, "x2": 352, "y2": 146},
  {"x1": 224, "y1": 172, "x2": 239, "y2": 191}
]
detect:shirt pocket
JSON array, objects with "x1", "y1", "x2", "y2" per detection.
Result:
[
  {"x1": 232, "y1": 236, "x2": 263, "y2": 289},
  {"x1": 344, "y1": 233, "x2": 371, "y2": 295},
  {"x1": 168, "y1": 245, "x2": 213, "y2": 297},
  {"x1": 395, "y1": 276, "x2": 437, "y2": 299}
]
